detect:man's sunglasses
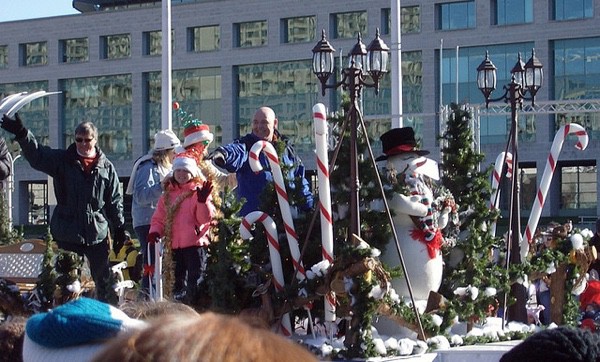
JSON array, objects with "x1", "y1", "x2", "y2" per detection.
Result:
[{"x1": 75, "y1": 137, "x2": 94, "y2": 143}]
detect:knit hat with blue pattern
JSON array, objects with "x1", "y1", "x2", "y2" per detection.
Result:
[{"x1": 23, "y1": 297, "x2": 147, "y2": 362}]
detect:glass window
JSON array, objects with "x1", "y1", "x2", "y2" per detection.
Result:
[
  {"x1": 401, "y1": 6, "x2": 421, "y2": 34},
  {"x1": 236, "y1": 21, "x2": 267, "y2": 48},
  {"x1": 61, "y1": 74, "x2": 132, "y2": 159},
  {"x1": 553, "y1": 0, "x2": 593, "y2": 20},
  {"x1": 438, "y1": 1, "x2": 475, "y2": 30},
  {"x1": 143, "y1": 30, "x2": 175, "y2": 56},
  {"x1": 0, "y1": 81, "x2": 51, "y2": 146},
  {"x1": 553, "y1": 37, "x2": 600, "y2": 140},
  {"x1": 145, "y1": 68, "x2": 221, "y2": 150},
  {"x1": 560, "y1": 164, "x2": 597, "y2": 210},
  {"x1": 520, "y1": 165, "x2": 537, "y2": 211},
  {"x1": 360, "y1": 50, "x2": 421, "y2": 117},
  {"x1": 495, "y1": 0, "x2": 533, "y2": 25},
  {"x1": 554, "y1": 37, "x2": 600, "y2": 100},
  {"x1": 236, "y1": 60, "x2": 319, "y2": 154},
  {"x1": 497, "y1": 163, "x2": 537, "y2": 211},
  {"x1": 283, "y1": 16, "x2": 316, "y2": 44},
  {"x1": 145, "y1": 31, "x2": 162, "y2": 56},
  {"x1": 102, "y1": 34, "x2": 131, "y2": 59},
  {"x1": 440, "y1": 43, "x2": 535, "y2": 144},
  {"x1": 190, "y1": 25, "x2": 220, "y2": 52},
  {"x1": 382, "y1": 6, "x2": 421, "y2": 35},
  {"x1": 0, "y1": 45, "x2": 7, "y2": 68},
  {"x1": 21, "y1": 41, "x2": 47, "y2": 66},
  {"x1": 334, "y1": 11, "x2": 367, "y2": 39},
  {"x1": 61, "y1": 38, "x2": 89, "y2": 63},
  {"x1": 27, "y1": 182, "x2": 48, "y2": 225}
]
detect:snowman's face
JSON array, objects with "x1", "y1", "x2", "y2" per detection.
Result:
[{"x1": 385, "y1": 152, "x2": 420, "y2": 184}]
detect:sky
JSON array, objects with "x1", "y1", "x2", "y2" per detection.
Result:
[{"x1": 0, "y1": 0, "x2": 79, "y2": 22}]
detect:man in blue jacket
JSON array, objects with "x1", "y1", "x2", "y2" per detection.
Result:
[
  {"x1": 1, "y1": 113, "x2": 127, "y2": 302},
  {"x1": 208, "y1": 106, "x2": 313, "y2": 216}
]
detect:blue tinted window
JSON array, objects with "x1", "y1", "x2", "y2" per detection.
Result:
[
  {"x1": 438, "y1": 1, "x2": 475, "y2": 30},
  {"x1": 496, "y1": 0, "x2": 533, "y2": 25},
  {"x1": 0, "y1": 81, "x2": 50, "y2": 145},
  {"x1": 61, "y1": 75, "x2": 132, "y2": 159},
  {"x1": 554, "y1": 37, "x2": 600, "y2": 99},
  {"x1": 236, "y1": 60, "x2": 319, "y2": 154},
  {"x1": 554, "y1": 0, "x2": 593, "y2": 20},
  {"x1": 145, "y1": 68, "x2": 222, "y2": 151},
  {"x1": 553, "y1": 37, "x2": 600, "y2": 142},
  {"x1": 440, "y1": 43, "x2": 535, "y2": 144}
]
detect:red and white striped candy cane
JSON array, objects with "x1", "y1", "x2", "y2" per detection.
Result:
[
  {"x1": 240, "y1": 211, "x2": 292, "y2": 336},
  {"x1": 490, "y1": 152, "x2": 512, "y2": 237},
  {"x1": 313, "y1": 103, "x2": 336, "y2": 323},
  {"x1": 249, "y1": 140, "x2": 306, "y2": 281},
  {"x1": 523, "y1": 123, "x2": 588, "y2": 246}
]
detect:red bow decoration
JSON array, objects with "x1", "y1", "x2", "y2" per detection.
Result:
[{"x1": 143, "y1": 264, "x2": 155, "y2": 277}]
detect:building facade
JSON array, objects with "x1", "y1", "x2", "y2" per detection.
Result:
[{"x1": 0, "y1": 0, "x2": 599, "y2": 227}]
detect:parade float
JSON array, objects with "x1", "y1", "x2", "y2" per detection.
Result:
[{"x1": 0, "y1": 71, "x2": 599, "y2": 361}]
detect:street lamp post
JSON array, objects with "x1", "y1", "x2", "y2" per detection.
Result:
[
  {"x1": 477, "y1": 50, "x2": 543, "y2": 323},
  {"x1": 311, "y1": 29, "x2": 389, "y2": 239},
  {"x1": 312, "y1": 30, "x2": 428, "y2": 344}
]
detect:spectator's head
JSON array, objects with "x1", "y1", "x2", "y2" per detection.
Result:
[
  {"x1": 152, "y1": 129, "x2": 180, "y2": 165},
  {"x1": 119, "y1": 300, "x2": 199, "y2": 321},
  {"x1": 74, "y1": 121, "x2": 98, "y2": 158},
  {"x1": 182, "y1": 120, "x2": 213, "y2": 150},
  {"x1": 22, "y1": 297, "x2": 147, "y2": 362},
  {"x1": 172, "y1": 154, "x2": 201, "y2": 184},
  {"x1": 252, "y1": 106, "x2": 278, "y2": 141},
  {"x1": 595, "y1": 218, "x2": 600, "y2": 234},
  {"x1": 92, "y1": 311, "x2": 318, "y2": 362},
  {"x1": 500, "y1": 326, "x2": 600, "y2": 362},
  {"x1": 0, "y1": 316, "x2": 27, "y2": 362}
]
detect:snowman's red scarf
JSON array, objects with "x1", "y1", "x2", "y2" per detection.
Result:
[{"x1": 410, "y1": 228, "x2": 443, "y2": 259}]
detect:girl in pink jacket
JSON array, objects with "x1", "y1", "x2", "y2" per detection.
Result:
[{"x1": 148, "y1": 153, "x2": 216, "y2": 303}]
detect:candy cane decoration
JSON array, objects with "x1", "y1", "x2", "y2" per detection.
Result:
[
  {"x1": 313, "y1": 103, "x2": 336, "y2": 323},
  {"x1": 490, "y1": 152, "x2": 513, "y2": 237},
  {"x1": 240, "y1": 211, "x2": 292, "y2": 336},
  {"x1": 249, "y1": 141, "x2": 306, "y2": 281},
  {"x1": 523, "y1": 123, "x2": 588, "y2": 247},
  {"x1": 153, "y1": 238, "x2": 163, "y2": 302}
]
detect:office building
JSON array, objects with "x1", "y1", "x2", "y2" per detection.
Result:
[{"x1": 1, "y1": 0, "x2": 599, "y2": 227}]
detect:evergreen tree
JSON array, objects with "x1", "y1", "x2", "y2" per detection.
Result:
[
  {"x1": 438, "y1": 103, "x2": 510, "y2": 330},
  {"x1": 35, "y1": 229, "x2": 57, "y2": 311},
  {"x1": 325, "y1": 97, "x2": 393, "y2": 358},
  {"x1": 202, "y1": 135, "x2": 319, "y2": 319},
  {"x1": 328, "y1": 97, "x2": 391, "y2": 254},
  {"x1": 0, "y1": 190, "x2": 10, "y2": 245},
  {"x1": 203, "y1": 186, "x2": 254, "y2": 313}
]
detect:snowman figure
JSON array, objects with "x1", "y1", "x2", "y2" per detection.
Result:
[{"x1": 375, "y1": 127, "x2": 454, "y2": 303}]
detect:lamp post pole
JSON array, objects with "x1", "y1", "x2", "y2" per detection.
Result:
[
  {"x1": 348, "y1": 73, "x2": 360, "y2": 237},
  {"x1": 506, "y1": 77, "x2": 527, "y2": 322},
  {"x1": 477, "y1": 50, "x2": 543, "y2": 323}
]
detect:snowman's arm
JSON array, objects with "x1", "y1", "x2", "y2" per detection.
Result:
[
  {"x1": 438, "y1": 207, "x2": 451, "y2": 229},
  {"x1": 395, "y1": 194, "x2": 429, "y2": 217}
]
